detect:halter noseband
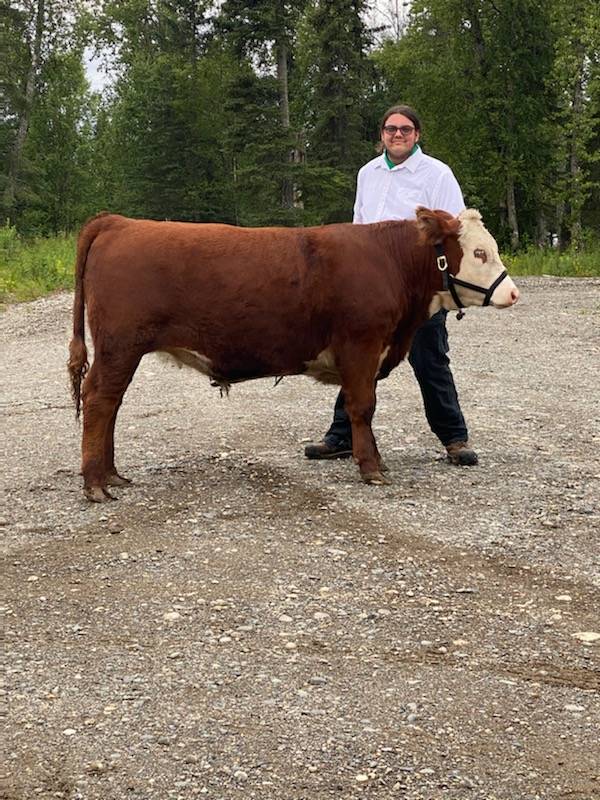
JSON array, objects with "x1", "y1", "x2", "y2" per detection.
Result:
[{"x1": 434, "y1": 242, "x2": 508, "y2": 320}]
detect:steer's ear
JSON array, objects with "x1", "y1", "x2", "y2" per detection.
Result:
[{"x1": 416, "y1": 207, "x2": 461, "y2": 244}]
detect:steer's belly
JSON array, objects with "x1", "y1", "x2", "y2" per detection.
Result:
[
  {"x1": 303, "y1": 346, "x2": 390, "y2": 385},
  {"x1": 160, "y1": 344, "x2": 391, "y2": 389},
  {"x1": 159, "y1": 347, "x2": 294, "y2": 387},
  {"x1": 161, "y1": 348, "x2": 215, "y2": 376}
]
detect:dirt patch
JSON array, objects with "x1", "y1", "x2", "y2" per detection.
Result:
[{"x1": 1, "y1": 279, "x2": 599, "y2": 799}]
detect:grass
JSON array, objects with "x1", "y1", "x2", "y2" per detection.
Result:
[
  {"x1": 1, "y1": 224, "x2": 599, "y2": 307},
  {"x1": 504, "y1": 243, "x2": 600, "y2": 277},
  {"x1": 0, "y1": 224, "x2": 76, "y2": 305}
]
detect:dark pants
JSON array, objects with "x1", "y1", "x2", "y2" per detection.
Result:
[{"x1": 325, "y1": 310, "x2": 468, "y2": 447}]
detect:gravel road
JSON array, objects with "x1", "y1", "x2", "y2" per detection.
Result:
[{"x1": 1, "y1": 278, "x2": 599, "y2": 800}]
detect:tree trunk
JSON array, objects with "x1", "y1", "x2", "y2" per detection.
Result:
[
  {"x1": 464, "y1": 0, "x2": 486, "y2": 70},
  {"x1": 568, "y1": 45, "x2": 585, "y2": 250},
  {"x1": 276, "y1": 40, "x2": 294, "y2": 210},
  {"x1": 555, "y1": 201, "x2": 566, "y2": 250},
  {"x1": 506, "y1": 177, "x2": 519, "y2": 250},
  {"x1": 536, "y1": 208, "x2": 548, "y2": 247},
  {"x1": 2, "y1": 0, "x2": 45, "y2": 219}
]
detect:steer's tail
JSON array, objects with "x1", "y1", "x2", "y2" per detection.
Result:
[{"x1": 67, "y1": 212, "x2": 111, "y2": 420}]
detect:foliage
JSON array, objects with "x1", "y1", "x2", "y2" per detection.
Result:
[
  {"x1": 0, "y1": 0, "x2": 598, "y2": 274},
  {"x1": 95, "y1": 50, "x2": 236, "y2": 222},
  {"x1": 504, "y1": 241, "x2": 600, "y2": 278},
  {"x1": 223, "y1": 63, "x2": 299, "y2": 226},
  {"x1": 296, "y1": 0, "x2": 381, "y2": 222},
  {"x1": 0, "y1": 222, "x2": 75, "y2": 303},
  {"x1": 18, "y1": 49, "x2": 96, "y2": 233}
]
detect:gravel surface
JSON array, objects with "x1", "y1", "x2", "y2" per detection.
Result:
[{"x1": 1, "y1": 278, "x2": 599, "y2": 800}]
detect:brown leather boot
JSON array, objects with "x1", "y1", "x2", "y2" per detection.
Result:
[
  {"x1": 445, "y1": 441, "x2": 478, "y2": 466},
  {"x1": 304, "y1": 439, "x2": 353, "y2": 460}
]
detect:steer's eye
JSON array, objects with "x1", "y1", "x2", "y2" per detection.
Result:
[{"x1": 474, "y1": 248, "x2": 487, "y2": 262}]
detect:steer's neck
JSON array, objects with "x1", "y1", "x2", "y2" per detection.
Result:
[{"x1": 377, "y1": 220, "x2": 444, "y2": 309}]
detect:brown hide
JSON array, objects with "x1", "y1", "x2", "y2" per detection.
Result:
[{"x1": 68, "y1": 211, "x2": 461, "y2": 501}]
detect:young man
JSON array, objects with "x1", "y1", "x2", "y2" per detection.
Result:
[{"x1": 304, "y1": 104, "x2": 478, "y2": 467}]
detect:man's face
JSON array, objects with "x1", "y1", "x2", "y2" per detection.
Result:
[{"x1": 381, "y1": 113, "x2": 420, "y2": 164}]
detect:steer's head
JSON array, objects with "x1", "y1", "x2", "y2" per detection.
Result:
[{"x1": 417, "y1": 207, "x2": 519, "y2": 314}]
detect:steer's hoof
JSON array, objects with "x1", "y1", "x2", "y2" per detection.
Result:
[
  {"x1": 106, "y1": 472, "x2": 132, "y2": 487},
  {"x1": 361, "y1": 470, "x2": 391, "y2": 486},
  {"x1": 84, "y1": 486, "x2": 115, "y2": 503}
]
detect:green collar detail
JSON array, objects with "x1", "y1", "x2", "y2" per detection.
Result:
[{"x1": 384, "y1": 143, "x2": 420, "y2": 169}]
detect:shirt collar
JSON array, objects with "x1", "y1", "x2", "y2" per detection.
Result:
[{"x1": 380, "y1": 144, "x2": 422, "y2": 172}]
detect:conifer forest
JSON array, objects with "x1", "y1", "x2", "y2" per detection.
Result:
[{"x1": 1, "y1": 1, "x2": 599, "y2": 251}]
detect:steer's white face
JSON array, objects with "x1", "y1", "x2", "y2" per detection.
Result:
[{"x1": 438, "y1": 209, "x2": 519, "y2": 312}]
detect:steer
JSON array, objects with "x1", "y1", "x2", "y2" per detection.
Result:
[{"x1": 68, "y1": 208, "x2": 518, "y2": 502}]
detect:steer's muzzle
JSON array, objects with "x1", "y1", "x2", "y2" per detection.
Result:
[{"x1": 491, "y1": 278, "x2": 519, "y2": 308}]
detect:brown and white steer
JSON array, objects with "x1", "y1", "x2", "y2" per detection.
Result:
[{"x1": 68, "y1": 208, "x2": 518, "y2": 502}]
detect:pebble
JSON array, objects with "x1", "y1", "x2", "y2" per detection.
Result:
[
  {"x1": 555, "y1": 594, "x2": 572, "y2": 602},
  {"x1": 308, "y1": 676, "x2": 327, "y2": 686},
  {"x1": 27, "y1": 575, "x2": 39, "y2": 582},
  {"x1": 572, "y1": 631, "x2": 600, "y2": 643},
  {"x1": 355, "y1": 774, "x2": 369, "y2": 783},
  {"x1": 233, "y1": 770, "x2": 248, "y2": 781},
  {"x1": 86, "y1": 761, "x2": 106, "y2": 773},
  {"x1": 564, "y1": 704, "x2": 585, "y2": 712},
  {"x1": 63, "y1": 728, "x2": 76, "y2": 736},
  {"x1": 163, "y1": 612, "x2": 181, "y2": 621}
]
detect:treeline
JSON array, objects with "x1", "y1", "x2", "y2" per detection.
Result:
[{"x1": 1, "y1": 0, "x2": 599, "y2": 250}]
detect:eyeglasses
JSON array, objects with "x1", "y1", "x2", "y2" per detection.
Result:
[{"x1": 382, "y1": 124, "x2": 415, "y2": 137}]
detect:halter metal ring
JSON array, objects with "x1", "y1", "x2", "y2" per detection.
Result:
[{"x1": 437, "y1": 255, "x2": 448, "y2": 272}]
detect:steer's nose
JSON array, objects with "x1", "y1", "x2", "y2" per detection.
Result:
[{"x1": 510, "y1": 286, "x2": 520, "y2": 305}]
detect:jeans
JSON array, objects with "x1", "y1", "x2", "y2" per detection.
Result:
[{"x1": 324, "y1": 310, "x2": 468, "y2": 447}]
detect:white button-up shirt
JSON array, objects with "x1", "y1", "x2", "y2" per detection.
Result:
[{"x1": 353, "y1": 147, "x2": 465, "y2": 223}]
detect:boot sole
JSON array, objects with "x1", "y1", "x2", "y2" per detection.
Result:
[{"x1": 305, "y1": 448, "x2": 353, "y2": 460}]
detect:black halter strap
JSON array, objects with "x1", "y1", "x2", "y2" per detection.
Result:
[{"x1": 434, "y1": 243, "x2": 508, "y2": 320}]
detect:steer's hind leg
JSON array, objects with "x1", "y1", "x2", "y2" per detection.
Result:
[
  {"x1": 81, "y1": 351, "x2": 141, "y2": 502},
  {"x1": 336, "y1": 342, "x2": 390, "y2": 486},
  {"x1": 104, "y1": 400, "x2": 133, "y2": 487}
]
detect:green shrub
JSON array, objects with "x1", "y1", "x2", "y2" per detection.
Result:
[
  {"x1": 504, "y1": 242, "x2": 600, "y2": 277},
  {"x1": 0, "y1": 224, "x2": 76, "y2": 304}
]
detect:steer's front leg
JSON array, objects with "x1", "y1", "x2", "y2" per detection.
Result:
[{"x1": 337, "y1": 343, "x2": 390, "y2": 486}]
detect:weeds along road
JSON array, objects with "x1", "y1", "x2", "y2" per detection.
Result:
[{"x1": 1, "y1": 278, "x2": 599, "y2": 800}]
